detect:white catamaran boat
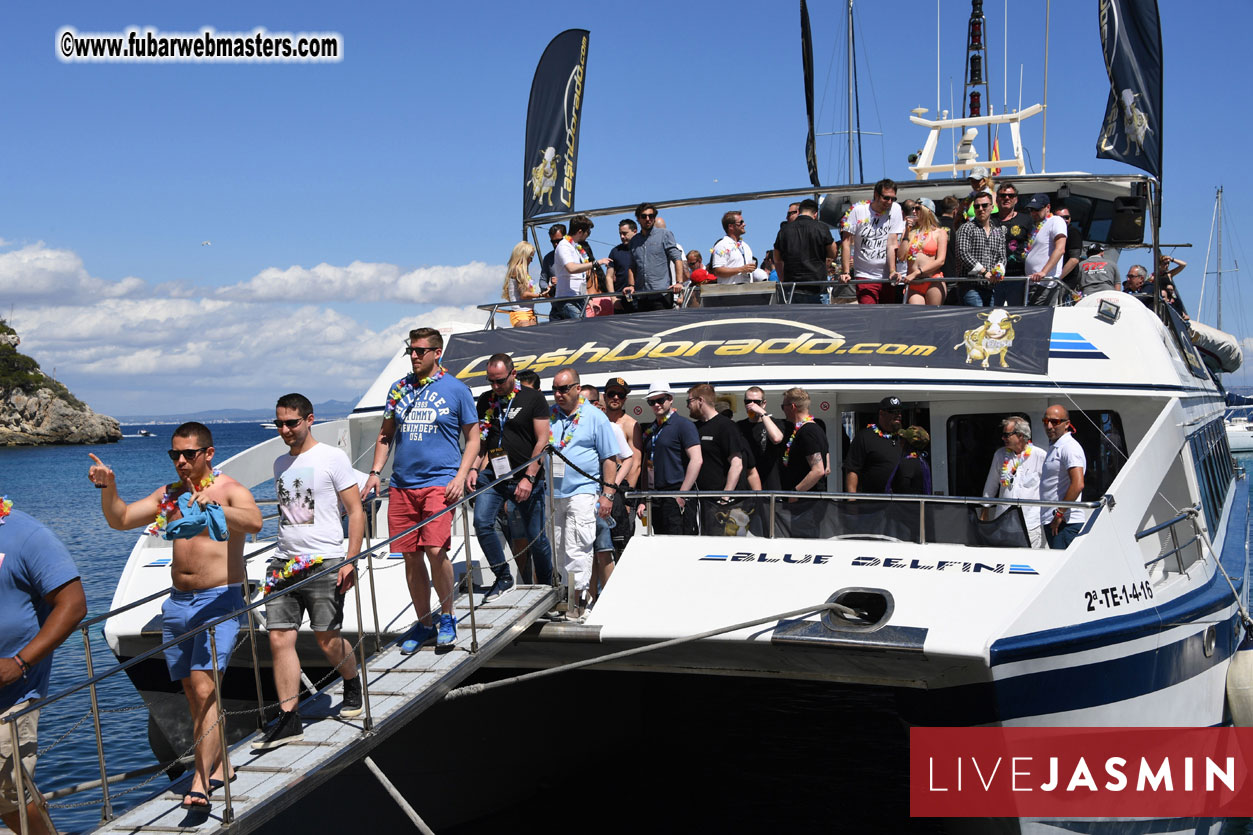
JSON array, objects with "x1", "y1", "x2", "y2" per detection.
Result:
[{"x1": 28, "y1": 4, "x2": 1242, "y2": 833}]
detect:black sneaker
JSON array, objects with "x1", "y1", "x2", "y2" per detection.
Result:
[
  {"x1": 250, "y1": 710, "x2": 303, "y2": 750},
  {"x1": 340, "y1": 677, "x2": 363, "y2": 719},
  {"x1": 483, "y1": 573, "x2": 515, "y2": 603}
]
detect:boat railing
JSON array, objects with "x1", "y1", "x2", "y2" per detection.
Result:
[
  {"x1": 626, "y1": 488, "x2": 1105, "y2": 547},
  {"x1": 1136, "y1": 504, "x2": 1202, "y2": 574},
  {"x1": 0, "y1": 450, "x2": 555, "y2": 832},
  {"x1": 475, "y1": 276, "x2": 1038, "y2": 328}
]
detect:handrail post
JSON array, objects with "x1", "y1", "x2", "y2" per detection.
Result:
[
  {"x1": 460, "y1": 505, "x2": 479, "y2": 653},
  {"x1": 919, "y1": 498, "x2": 927, "y2": 544},
  {"x1": 1170, "y1": 522, "x2": 1184, "y2": 575},
  {"x1": 242, "y1": 581, "x2": 266, "y2": 731},
  {"x1": 367, "y1": 548, "x2": 383, "y2": 654},
  {"x1": 545, "y1": 448, "x2": 559, "y2": 587},
  {"x1": 207, "y1": 626, "x2": 234, "y2": 825},
  {"x1": 82, "y1": 626, "x2": 113, "y2": 822},
  {"x1": 646, "y1": 496, "x2": 654, "y2": 536},
  {"x1": 769, "y1": 496, "x2": 776, "y2": 539},
  {"x1": 9, "y1": 720, "x2": 28, "y2": 834},
  {"x1": 350, "y1": 555, "x2": 374, "y2": 734}
]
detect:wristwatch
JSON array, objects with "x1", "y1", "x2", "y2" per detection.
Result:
[
  {"x1": 368, "y1": 470, "x2": 381, "y2": 477},
  {"x1": 522, "y1": 473, "x2": 535, "y2": 483}
]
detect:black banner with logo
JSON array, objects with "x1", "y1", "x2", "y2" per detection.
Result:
[
  {"x1": 442, "y1": 306, "x2": 1054, "y2": 383},
  {"x1": 801, "y1": 0, "x2": 820, "y2": 189},
  {"x1": 523, "y1": 29, "x2": 589, "y2": 221},
  {"x1": 1095, "y1": 0, "x2": 1163, "y2": 179}
]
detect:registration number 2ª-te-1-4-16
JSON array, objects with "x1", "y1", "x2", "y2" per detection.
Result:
[{"x1": 1084, "y1": 581, "x2": 1154, "y2": 612}]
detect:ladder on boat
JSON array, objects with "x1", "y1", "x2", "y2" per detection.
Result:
[{"x1": 86, "y1": 584, "x2": 557, "y2": 835}]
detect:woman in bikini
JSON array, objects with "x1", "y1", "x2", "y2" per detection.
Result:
[
  {"x1": 502, "y1": 241, "x2": 542, "y2": 327},
  {"x1": 898, "y1": 198, "x2": 948, "y2": 306}
]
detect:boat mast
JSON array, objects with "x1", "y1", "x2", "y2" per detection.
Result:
[
  {"x1": 1217, "y1": 186, "x2": 1224, "y2": 331},
  {"x1": 847, "y1": 0, "x2": 855, "y2": 185}
]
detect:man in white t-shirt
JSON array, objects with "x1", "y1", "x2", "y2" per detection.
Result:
[
  {"x1": 839, "y1": 178, "x2": 905, "y2": 304},
  {"x1": 709, "y1": 210, "x2": 759, "y2": 285},
  {"x1": 1039, "y1": 404, "x2": 1087, "y2": 550},
  {"x1": 252, "y1": 393, "x2": 366, "y2": 751},
  {"x1": 981, "y1": 416, "x2": 1046, "y2": 548},
  {"x1": 552, "y1": 214, "x2": 611, "y2": 321},
  {"x1": 1023, "y1": 193, "x2": 1069, "y2": 306}
]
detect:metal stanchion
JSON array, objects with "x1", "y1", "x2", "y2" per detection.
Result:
[
  {"x1": 10, "y1": 719, "x2": 29, "y2": 834},
  {"x1": 646, "y1": 496, "x2": 654, "y2": 536},
  {"x1": 242, "y1": 581, "x2": 266, "y2": 730},
  {"x1": 350, "y1": 557, "x2": 374, "y2": 733},
  {"x1": 545, "y1": 449, "x2": 558, "y2": 588},
  {"x1": 459, "y1": 506, "x2": 479, "y2": 653},
  {"x1": 207, "y1": 626, "x2": 234, "y2": 824},
  {"x1": 919, "y1": 501, "x2": 927, "y2": 544},
  {"x1": 768, "y1": 497, "x2": 776, "y2": 539},
  {"x1": 82, "y1": 627, "x2": 113, "y2": 822},
  {"x1": 367, "y1": 549, "x2": 383, "y2": 654}
]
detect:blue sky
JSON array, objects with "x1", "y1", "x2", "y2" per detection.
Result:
[{"x1": 3, "y1": 0, "x2": 1250, "y2": 416}]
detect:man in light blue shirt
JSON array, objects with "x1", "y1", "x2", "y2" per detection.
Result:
[
  {"x1": 549, "y1": 366, "x2": 619, "y2": 620},
  {"x1": 626, "y1": 202, "x2": 684, "y2": 312}
]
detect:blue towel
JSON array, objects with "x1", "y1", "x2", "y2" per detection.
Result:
[{"x1": 164, "y1": 492, "x2": 229, "y2": 541}]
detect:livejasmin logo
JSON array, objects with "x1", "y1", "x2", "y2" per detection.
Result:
[{"x1": 909, "y1": 727, "x2": 1253, "y2": 817}]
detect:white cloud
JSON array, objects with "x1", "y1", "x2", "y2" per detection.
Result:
[
  {"x1": 217, "y1": 260, "x2": 503, "y2": 306},
  {"x1": 0, "y1": 241, "x2": 147, "y2": 302}
]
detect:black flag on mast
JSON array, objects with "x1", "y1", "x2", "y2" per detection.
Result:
[
  {"x1": 523, "y1": 29, "x2": 589, "y2": 221},
  {"x1": 1095, "y1": 0, "x2": 1163, "y2": 179},
  {"x1": 801, "y1": 0, "x2": 820, "y2": 188}
]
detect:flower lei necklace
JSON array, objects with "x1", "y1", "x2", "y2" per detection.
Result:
[
  {"x1": 1022, "y1": 217, "x2": 1048, "y2": 257},
  {"x1": 867, "y1": 423, "x2": 896, "y2": 441},
  {"x1": 480, "y1": 381, "x2": 521, "y2": 441},
  {"x1": 263, "y1": 554, "x2": 325, "y2": 596},
  {"x1": 563, "y1": 235, "x2": 590, "y2": 263},
  {"x1": 644, "y1": 408, "x2": 677, "y2": 440},
  {"x1": 782, "y1": 415, "x2": 815, "y2": 465},
  {"x1": 0, "y1": 496, "x2": 11, "y2": 525},
  {"x1": 146, "y1": 469, "x2": 221, "y2": 537},
  {"x1": 550, "y1": 397, "x2": 586, "y2": 450},
  {"x1": 840, "y1": 201, "x2": 873, "y2": 233},
  {"x1": 999, "y1": 446, "x2": 1033, "y2": 488}
]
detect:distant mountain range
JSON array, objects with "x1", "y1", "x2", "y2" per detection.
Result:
[{"x1": 116, "y1": 399, "x2": 359, "y2": 425}]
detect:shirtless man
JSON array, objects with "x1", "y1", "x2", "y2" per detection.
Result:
[
  {"x1": 602, "y1": 377, "x2": 641, "y2": 559},
  {"x1": 89, "y1": 422, "x2": 262, "y2": 811}
]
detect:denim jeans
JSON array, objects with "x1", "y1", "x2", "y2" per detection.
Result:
[
  {"x1": 473, "y1": 474, "x2": 553, "y2": 584},
  {"x1": 1045, "y1": 522, "x2": 1083, "y2": 550},
  {"x1": 962, "y1": 286, "x2": 993, "y2": 307},
  {"x1": 992, "y1": 279, "x2": 1025, "y2": 306},
  {"x1": 550, "y1": 300, "x2": 582, "y2": 321}
]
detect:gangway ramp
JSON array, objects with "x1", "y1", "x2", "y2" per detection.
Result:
[{"x1": 89, "y1": 584, "x2": 557, "y2": 835}]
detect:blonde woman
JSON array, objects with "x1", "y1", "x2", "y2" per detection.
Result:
[
  {"x1": 502, "y1": 241, "x2": 541, "y2": 327},
  {"x1": 898, "y1": 198, "x2": 948, "y2": 305}
]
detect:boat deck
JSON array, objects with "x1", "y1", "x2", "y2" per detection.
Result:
[{"x1": 88, "y1": 584, "x2": 558, "y2": 834}]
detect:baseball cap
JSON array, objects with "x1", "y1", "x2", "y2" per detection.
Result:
[
  {"x1": 900, "y1": 425, "x2": 931, "y2": 450},
  {"x1": 647, "y1": 381, "x2": 672, "y2": 399},
  {"x1": 916, "y1": 197, "x2": 936, "y2": 213},
  {"x1": 879, "y1": 396, "x2": 903, "y2": 411},
  {"x1": 605, "y1": 377, "x2": 630, "y2": 395},
  {"x1": 1024, "y1": 193, "x2": 1050, "y2": 211},
  {"x1": 968, "y1": 166, "x2": 990, "y2": 181}
]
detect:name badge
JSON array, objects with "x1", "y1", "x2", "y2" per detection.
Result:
[
  {"x1": 552, "y1": 458, "x2": 566, "y2": 480},
  {"x1": 490, "y1": 448, "x2": 511, "y2": 479}
]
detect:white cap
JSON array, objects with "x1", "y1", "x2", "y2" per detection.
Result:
[{"x1": 647, "y1": 381, "x2": 672, "y2": 398}]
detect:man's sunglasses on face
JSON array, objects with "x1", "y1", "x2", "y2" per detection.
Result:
[
  {"x1": 273, "y1": 418, "x2": 304, "y2": 429},
  {"x1": 552, "y1": 383, "x2": 577, "y2": 394},
  {"x1": 168, "y1": 447, "x2": 208, "y2": 462},
  {"x1": 405, "y1": 345, "x2": 437, "y2": 358},
  {"x1": 647, "y1": 397, "x2": 669, "y2": 407}
]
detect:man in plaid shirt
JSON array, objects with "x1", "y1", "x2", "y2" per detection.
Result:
[{"x1": 957, "y1": 193, "x2": 1008, "y2": 307}]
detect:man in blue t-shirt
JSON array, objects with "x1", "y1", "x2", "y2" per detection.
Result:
[
  {"x1": 363, "y1": 327, "x2": 480, "y2": 653},
  {"x1": 633, "y1": 382, "x2": 702, "y2": 536},
  {"x1": 549, "y1": 366, "x2": 619, "y2": 620},
  {"x1": 0, "y1": 506, "x2": 85, "y2": 833}
]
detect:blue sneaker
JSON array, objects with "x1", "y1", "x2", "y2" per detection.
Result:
[
  {"x1": 399, "y1": 621, "x2": 437, "y2": 655},
  {"x1": 436, "y1": 613, "x2": 457, "y2": 649}
]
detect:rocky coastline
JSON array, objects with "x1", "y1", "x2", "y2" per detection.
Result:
[{"x1": 0, "y1": 323, "x2": 121, "y2": 446}]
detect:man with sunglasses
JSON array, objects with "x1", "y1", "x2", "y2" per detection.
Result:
[
  {"x1": 737, "y1": 387, "x2": 785, "y2": 491},
  {"x1": 602, "y1": 378, "x2": 641, "y2": 555},
  {"x1": 1023, "y1": 194, "x2": 1069, "y2": 307},
  {"x1": 549, "y1": 368, "x2": 619, "y2": 620},
  {"x1": 980, "y1": 416, "x2": 1045, "y2": 548},
  {"x1": 957, "y1": 193, "x2": 1007, "y2": 307},
  {"x1": 633, "y1": 383, "x2": 702, "y2": 535},
  {"x1": 470, "y1": 354, "x2": 553, "y2": 603},
  {"x1": 362, "y1": 327, "x2": 479, "y2": 653},
  {"x1": 993, "y1": 183, "x2": 1030, "y2": 305},
  {"x1": 626, "y1": 202, "x2": 684, "y2": 312},
  {"x1": 88, "y1": 423, "x2": 262, "y2": 809},
  {"x1": 1040, "y1": 405, "x2": 1086, "y2": 550},
  {"x1": 838, "y1": 179, "x2": 904, "y2": 305},
  {"x1": 250, "y1": 393, "x2": 365, "y2": 751}
]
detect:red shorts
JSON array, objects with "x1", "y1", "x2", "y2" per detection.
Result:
[{"x1": 387, "y1": 485, "x2": 452, "y2": 552}]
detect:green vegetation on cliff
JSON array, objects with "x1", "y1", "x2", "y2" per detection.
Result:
[{"x1": 0, "y1": 319, "x2": 85, "y2": 409}]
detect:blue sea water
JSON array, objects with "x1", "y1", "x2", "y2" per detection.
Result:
[
  {"x1": 1, "y1": 423, "x2": 275, "y2": 834},
  {"x1": 4, "y1": 429, "x2": 1251, "y2": 833}
]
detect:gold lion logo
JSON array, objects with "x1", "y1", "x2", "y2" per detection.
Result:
[{"x1": 955, "y1": 309, "x2": 1022, "y2": 368}]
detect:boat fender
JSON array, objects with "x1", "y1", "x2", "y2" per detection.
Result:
[{"x1": 1225, "y1": 636, "x2": 1253, "y2": 727}]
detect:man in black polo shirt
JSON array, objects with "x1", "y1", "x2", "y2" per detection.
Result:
[
  {"x1": 844, "y1": 396, "x2": 904, "y2": 494},
  {"x1": 469, "y1": 353, "x2": 553, "y2": 600},
  {"x1": 633, "y1": 382, "x2": 702, "y2": 535},
  {"x1": 775, "y1": 198, "x2": 839, "y2": 304},
  {"x1": 687, "y1": 384, "x2": 743, "y2": 534},
  {"x1": 737, "y1": 386, "x2": 785, "y2": 490},
  {"x1": 778, "y1": 387, "x2": 829, "y2": 537}
]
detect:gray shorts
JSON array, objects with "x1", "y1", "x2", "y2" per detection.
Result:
[
  {"x1": 0, "y1": 701, "x2": 38, "y2": 816},
  {"x1": 264, "y1": 558, "x2": 345, "y2": 632}
]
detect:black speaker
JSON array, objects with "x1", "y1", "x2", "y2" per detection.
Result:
[{"x1": 1108, "y1": 195, "x2": 1147, "y2": 246}]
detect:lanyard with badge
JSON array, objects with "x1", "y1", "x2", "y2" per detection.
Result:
[
  {"x1": 484, "y1": 383, "x2": 520, "y2": 479},
  {"x1": 549, "y1": 398, "x2": 585, "y2": 481}
]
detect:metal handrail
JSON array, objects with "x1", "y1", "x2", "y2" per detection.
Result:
[
  {"x1": 1134, "y1": 505, "x2": 1200, "y2": 541},
  {"x1": 0, "y1": 450, "x2": 550, "y2": 725},
  {"x1": 477, "y1": 287, "x2": 681, "y2": 328},
  {"x1": 625, "y1": 488, "x2": 1103, "y2": 510}
]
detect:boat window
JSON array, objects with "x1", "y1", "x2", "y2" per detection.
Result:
[
  {"x1": 945, "y1": 412, "x2": 1030, "y2": 497},
  {"x1": 946, "y1": 409, "x2": 1127, "y2": 500},
  {"x1": 1190, "y1": 418, "x2": 1234, "y2": 531}
]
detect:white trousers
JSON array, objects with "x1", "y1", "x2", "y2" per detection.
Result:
[{"x1": 553, "y1": 493, "x2": 596, "y2": 593}]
